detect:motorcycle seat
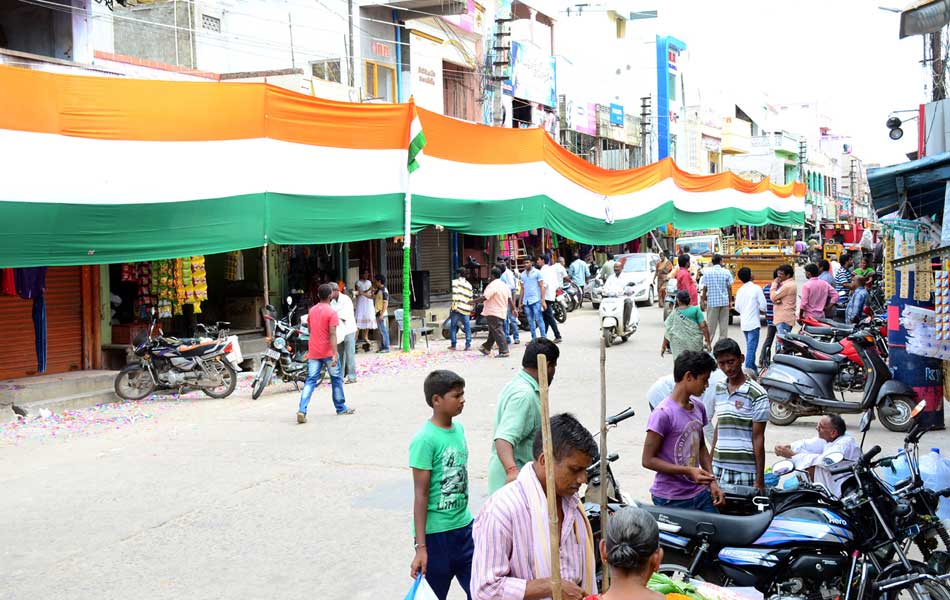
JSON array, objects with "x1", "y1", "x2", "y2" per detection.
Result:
[
  {"x1": 643, "y1": 505, "x2": 773, "y2": 547},
  {"x1": 802, "y1": 325, "x2": 850, "y2": 339},
  {"x1": 177, "y1": 341, "x2": 220, "y2": 356},
  {"x1": 772, "y1": 353, "x2": 839, "y2": 374},
  {"x1": 784, "y1": 333, "x2": 844, "y2": 355},
  {"x1": 818, "y1": 318, "x2": 854, "y2": 331}
]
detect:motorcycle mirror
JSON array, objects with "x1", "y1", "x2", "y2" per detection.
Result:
[
  {"x1": 911, "y1": 400, "x2": 927, "y2": 418},
  {"x1": 286, "y1": 296, "x2": 293, "y2": 306},
  {"x1": 859, "y1": 410, "x2": 873, "y2": 433},
  {"x1": 772, "y1": 459, "x2": 795, "y2": 476},
  {"x1": 822, "y1": 451, "x2": 846, "y2": 467}
]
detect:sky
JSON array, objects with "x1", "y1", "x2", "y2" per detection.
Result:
[{"x1": 637, "y1": 0, "x2": 928, "y2": 166}]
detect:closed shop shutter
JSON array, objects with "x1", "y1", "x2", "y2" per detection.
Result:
[
  {"x1": 0, "y1": 267, "x2": 83, "y2": 380},
  {"x1": 417, "y1": 227, "x2": 451, "y2": 296}
]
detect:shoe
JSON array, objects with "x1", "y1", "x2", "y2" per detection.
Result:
[
  {"x1": 497, "y1": 352, "x2": 510, "y2": 358},
  {"x1": 514, "y1": 339, "x2": 521, "y2": 344},
  {"x1": 377, "y1": 349, "x2": 390, "y2": 354},
  {"x1": 464, "y1": 346, "x2": 471, "y2": 351},
  {"x1": 449, "y1": 346, "x2": 457, "y2": 350},
  {"x1": 479, "y1": 347, "x2": 491, "y2": 356},
  {"x1": 337, "y1": 408, "x2": 356, "y2": 415},
  {"x1": 296, "y1": 412, "x2": 307, "y2": 424},
  {"x1": 554, "y1": 338, "x2": 563, "y2": 344},
  {"x1": 345, "y1": 379, "x2": 357, "y2": 384}
]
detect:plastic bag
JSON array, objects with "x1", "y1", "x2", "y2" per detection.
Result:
[
  {"x1": 919, "y1": 449, "x2": 950, "y2": 520},
  {"x1": 404, "y1": 574, "x2": 439, "y2": 600}
]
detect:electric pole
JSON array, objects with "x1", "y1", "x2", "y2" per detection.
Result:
[
  {"x1": 347, "y1": 0, "x2": 355, "y2": 87},
  {"x1": 931, "y1": 29, "x2": 946, "y2": 100},
  {"x1": 639, "y1": 96, "x2": 652, "y2": 167}
]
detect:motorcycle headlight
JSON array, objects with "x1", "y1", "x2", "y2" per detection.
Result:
[{"x1": 273, "y1": 337, "x2": 287, "y2": 350}]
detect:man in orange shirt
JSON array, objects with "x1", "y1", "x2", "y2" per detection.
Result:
[
  {"x1": 479, "y1": 267, "x2": 517, "y2": 358},
  {"x1": 769, "y1": 264, "x2": 798, "y2": 349}
]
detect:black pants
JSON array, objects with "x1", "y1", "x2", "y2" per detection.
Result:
[
  {"x1": 541, "y1": 304, "x2": 562, "y2": 339},
  {"x1": 482, "y1": 315, "x2": 509, "y2": 355},
  {"x1": 759, "y1": 325, "x2": 777, "y2": 367},
  {"x1": 424, "y1": 523, "x2": 474, "y2": 600}
]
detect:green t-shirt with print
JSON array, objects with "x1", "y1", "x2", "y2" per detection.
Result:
[{"x1": 409, "y1": 420, "x2": 472, "y2": 535}]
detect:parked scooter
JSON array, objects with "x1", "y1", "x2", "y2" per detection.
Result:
[
  {"x1": 777, "y1": 330, "x2": 870, "y2": 393},
  {"x1": 761, "y1": 328, "x2": 916, "y2": 431},
  {"x1": 561, "y1": 280, "x2": 583, "y2": 311},
  {"x1": 251, "y1": 297, "x2": 311, "y2": 400},
  {"x1": 553, "y1": 288, "x2": 568, "y2": 323},
  {"x1": 599, "y1": 284, "x2": 639, "y2": 347}
]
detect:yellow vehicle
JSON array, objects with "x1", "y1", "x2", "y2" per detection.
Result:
[
  {"x1": 823, "y1": 243, "x2": 843, "y2": 262},
  {"x1": 720, "y1": 253, "x2": 793, "y2": 311}
]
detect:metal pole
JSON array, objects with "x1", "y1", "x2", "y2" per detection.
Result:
[
  {"x1": 347, "y1": 0, "x2": 355, "y2": 87},
  {"x1": 262, "y1": 240, "x2": 270, "y2": 309},
  {"x1": 288, "y1": 12, "x2": 296, "y2": 69},
  {"x1": 537, "y1": 354, "x2": 562, "y2": 600},
  {"x1": 598, "y1": 335, "x2": 609, "y2": 591}
]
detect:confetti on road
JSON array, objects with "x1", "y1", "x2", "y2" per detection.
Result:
[{"x1": 0, "y1": 340, "x2": 504, "y2": 445}]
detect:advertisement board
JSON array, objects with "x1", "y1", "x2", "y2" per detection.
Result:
[
  {"x1": 409, "y1": 32, "x2": 444, "y2": 114},
  {"x1": 509, "y1": 41, "x2": 556, "y2": 108},
  {"x1": 609, "y1": 103, "x2": 624, "y2": 127}
]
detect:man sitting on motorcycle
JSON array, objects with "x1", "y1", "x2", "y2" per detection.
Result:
[
  {"x1": 602, "y1": 260, "x2": 633, "y2": 329},
  {"x1": 773, "y1": 414, "x2": 861, "y2": 497}
]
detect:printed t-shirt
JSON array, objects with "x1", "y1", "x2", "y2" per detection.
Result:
[
  {"x1": 712, "y1": 380, "x2": 769, "y2": 474},
  {"x1": 482, "y1": 279, "x2": 511, "y2": 319},
  {"x1": 487, "y1": 370, "x2": 541, "y2": 493},
  {"x1": 409, "y1": 420, "x2": 472, "y2": 534},
  {"x1": 647, "y1": 397, "x2": 709, "y2": 500},
  {"x1": 307, "y1": 302, "x2": 339, "y2": 359}
]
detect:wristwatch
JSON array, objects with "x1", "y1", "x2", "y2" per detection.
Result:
[{"x1": 414, "y1": 542, "x2": 426, "y2": 550}]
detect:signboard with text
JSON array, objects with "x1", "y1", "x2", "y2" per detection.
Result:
[
  {"x1": 509, "y1": 41, "x2": 556, "y2": 108},
  {"x1": 609, "y1": 103, "x2": 624, "y2": 127}
]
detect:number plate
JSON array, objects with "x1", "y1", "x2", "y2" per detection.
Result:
[{"x1": 264, "y1": 349, "x2": 281, "y2": 360}]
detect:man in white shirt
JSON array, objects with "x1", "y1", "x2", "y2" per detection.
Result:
[
  {"x1": 537, "y1": 255, "x2": 563, "y2": 342},
  {"x1": 734, "y1": 267, "x2": 767, "y2": 371},
  {"x1": 331, "y1": 285, "x2": 358, "y2": 383},
  {"x1": 602, "y1": 261, "x2": 633, "y2": 334},
  {"x1": 555, "y1": 256, "x2": 570, "y2": 285},
  {"x1": 774, "y1": 414, "x2": 861, "y2": 498}
]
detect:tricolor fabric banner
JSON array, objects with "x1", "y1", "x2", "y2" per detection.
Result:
[{"x1": 0, "y1": 66, "x2": 804, "y2": 268}]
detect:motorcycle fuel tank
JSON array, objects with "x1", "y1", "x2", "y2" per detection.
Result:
[{"x1": 752, "y1": 507, "x2": 854, "y2": 546}]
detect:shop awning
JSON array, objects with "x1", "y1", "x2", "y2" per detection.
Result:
[
  {"x1": 868, "y1": 151, "x2": 950, "y2": 220},
  {"x1": 0, "y1": 65, "x2": 805, "y2": 268}
]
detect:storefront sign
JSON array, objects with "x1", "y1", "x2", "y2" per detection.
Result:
[
  {"x1": 609, "y1": 103, "x2": 624, "y2": 127},
  {"x1": 410, "y1": 32, "x2": 444, "y2": 114},
  {"x1": 509, "y1": 41, "x2": 556, "y2": 108},
  {"x1": 574, "y1": 102, "x2": 596, "y2": 135}
]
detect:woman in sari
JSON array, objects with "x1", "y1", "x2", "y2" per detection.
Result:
[{"x1": 661, "y1": 290, "x2": 711, "y2": 359}]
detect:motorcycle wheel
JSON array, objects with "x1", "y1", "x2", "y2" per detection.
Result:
[
  {"x1": 878, "y1": 395, "x2": 916, "y2": 432},
  {"x1": 441, "y1": 319, "x2": 453, "y2": 340},
  {"x1": 201, "y1": 360, "x2": 238, "y2": 399},
  {"x1": 768, "y1": 398, "x2": 798, "y2": 426},
  {"x1": 878, "y1": 560, "x2": 950, "y2": 600},
  {"x1": 603, "y1": 327, "x2": 613, "y2": 348},
  {"x1": 114, "y1": 364, "x2": 157, "y2": 401},
  {"x1": 251, "y1": 360, "x2": 275, "y2": 400},
  {"x1": 553, "y1": 303, "x2": 567, "y2": 323}
]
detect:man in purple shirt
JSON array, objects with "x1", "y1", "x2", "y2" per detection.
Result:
[
  {"x1": 800, "y1": 263, "x2": 839, "y2": 321},
  {"x1": 642, "y1": 350, "x2": 723, "y2": 513}
]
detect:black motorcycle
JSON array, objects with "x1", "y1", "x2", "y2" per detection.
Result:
[
  {"x1": 114, "y1": 308, "x2": 238, "y2": 400},
  {"x1": 251, "y1": 297, "x2": 314, "y2": 400}
]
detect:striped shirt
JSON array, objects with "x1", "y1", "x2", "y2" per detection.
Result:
[
  {"x1": 834, "y1": 267, "x2": 853, "y2": 303},
  {"x1": 763, "y1": 283, "x2": 774, "y2": 326},
  {"x1": 712, "y1": 380, "x2": 769, "y2": 474},
  {"x1": 699, "y1": 265, "x2": 733, "y2": 308},
  {"x1": 472, "y1": 465, "x2": 595, "y2": 600},
  {"x1": 451, "y1": 277, "x2": 474, "y2": 314}
]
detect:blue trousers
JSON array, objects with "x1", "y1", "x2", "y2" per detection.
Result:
[
  {"x1": 523, "y1": 302, "x2": 545, "y2": 339},
  {"x1": 503, "y1": 304, "x2": 520, "y2": 344},
  {"x1": 378, "y1": 315, "x2": 390, "y2": 351},
  {"x1": 449, "y1": 310, "x2": 472, "y2": 349},
  {"x1": 298, "y1": 358, "x2": 348, "y2": 415},
  {"x1": 424, "y1": 522, "x2": 474, "y2": 600},
  {"x1": 652, "y1": 489, "x2": 716, "y2": 513},
  {"x1": 744, "y1": 327, "x2": 761, "y2": 369}
]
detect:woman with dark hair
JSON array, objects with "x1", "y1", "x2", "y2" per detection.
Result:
[
  {"x1": 584, "y1": 506, "x2": 665, "y2": 600},
  {"x1": 661, "y1": 290, "x2": 710, "y2": 359}
]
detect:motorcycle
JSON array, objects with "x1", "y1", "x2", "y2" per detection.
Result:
[
  {"x1": 800, "y1": 313, "x2": 889, "y2": 359},
  {"x1": 441, "y1": 301, "x2": 490, "y2": 340},
  {"x1": 599, "y1": 284, "x2": 639, "y2": 347},
  {"x1": 561, "y1": 280, "x2": 583, "y2": 312},
  {"x1": 761, "y1": 328, "x2": 916, "y2": 432},
  {"x1": 664, "y1": 279, "x2": 678, "y2": 321},
  {"x1": 251, "y1": 297, "x2": 312, "y2": 400},
  {"x1": 114, "y1": 307, "x2": 238, "y2": 400},
  {"x1": 553, "y1": 288, "x2": 568, "y2": 323}
]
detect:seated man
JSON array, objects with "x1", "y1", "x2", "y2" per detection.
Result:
[
  {"x1": 602, "y1": 260, "x2": 633, "y2": 328},
  {"x1": 472, "y1": 413, "x2": 599, "y2": 600},
  {"x1": 774, "y1": 413, "x2": 861, "y2": 497}
]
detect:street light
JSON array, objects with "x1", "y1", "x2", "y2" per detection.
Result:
[
  {"x1": 899, "y1": 0, "x2": 950, "y2": 38},
  {"x1": 885, "y1": 110, "x2": 919, "y2": 140}
]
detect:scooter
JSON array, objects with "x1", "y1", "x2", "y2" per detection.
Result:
[
  {"x1": 663, "y1": 279, "x2": 677, "y2": 321},
  {"x1": 776, "y1": 331, "x2": 869, "y2": 392},
  {"x1": 760, "y1": 328, "x2": 916, "y2": 432},
  {"x1": 599, "y1": 284, "x2": 639, "y2": 347},
  {"x1": 561, "y1": 281, "x2": 583, "y2": 311},
  {"x1": 553, "y1": 288, "x2": 568, "y2": 323}
]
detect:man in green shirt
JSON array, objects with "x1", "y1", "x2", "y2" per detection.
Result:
[
  {"x1": 409, "y1": 370, "x2": 473, "y2": 600},
  {"x1": 487, "y1": 338, "x2": 560, "y2": 493}
]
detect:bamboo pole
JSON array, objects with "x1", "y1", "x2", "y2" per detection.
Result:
[
  {"x1": 537, "y1": 354, "x2": 562, "y2": 600},
  {"x1": 599, "y1": 334, "x2": 609, "y2": 591}
]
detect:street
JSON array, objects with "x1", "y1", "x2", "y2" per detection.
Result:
[{"x1": 2, "y1": 302, "x2": 948, "y2": 600}]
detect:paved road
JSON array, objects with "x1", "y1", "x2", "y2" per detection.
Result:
[{"x1": 2, "y1": 301, "x2": 947, "y2": 600}]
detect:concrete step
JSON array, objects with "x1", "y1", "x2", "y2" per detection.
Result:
[
  {"x1": 1, "y1": 370, "x2": 116, "y2": 405},
  {"x1": 15, "y1": 388, "x2": 119, "y2": 417}
]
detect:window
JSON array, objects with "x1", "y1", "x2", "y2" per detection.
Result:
[
  {"x1": 365, "y1": 61, "x2": 396, "y2": 102},
  {"x1": 311, "y1": 60, "x2": 342, "y2": 83},
  {"x1": 202, "y1": 15, "x2": 221, "y2": 32}
]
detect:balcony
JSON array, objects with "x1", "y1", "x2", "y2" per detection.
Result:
[
  {"x1": 368, "y1": 0, "x2": 467, "y2": 17},
  {"x1": 751, "y1": 131, "x2": 800, "y2": 157},
  {"x1": 721, "y1": 117, "x2": 751, "y2": 154}
]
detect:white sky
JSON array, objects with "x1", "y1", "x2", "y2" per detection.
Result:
[{"x1": 642, "y1": 0, "x2": 928, "y2": 166}]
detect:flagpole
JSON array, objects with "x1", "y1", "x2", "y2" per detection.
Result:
[{"x1": 403, "y1": 99, "x2": 423, "y2": 353}]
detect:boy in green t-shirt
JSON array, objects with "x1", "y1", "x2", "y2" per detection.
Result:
[{"x1": 409, "y1": 370, "x2": 473, "y2": 600}]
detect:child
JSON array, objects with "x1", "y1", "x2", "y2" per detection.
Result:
[
  {"x1": 642, "y1": 350, "x2": 723, "y2": 513},
  {"x1": 711, "y1": 338, "x2": 769, "y2": 491},
  {"x1": 409, "y1": 370, "x2": 473, "y2": 600}
]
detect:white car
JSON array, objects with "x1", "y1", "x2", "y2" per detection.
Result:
[{"x1": 614, "y1": 253, "x2": 660, "y2": 306}]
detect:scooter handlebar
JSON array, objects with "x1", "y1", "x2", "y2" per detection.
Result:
[
  {"x1": 606, "y1": 407, "x2": 636, "y2": 426},
  {"x1": 862, "y1": 445, "x2": 882, "y2": 466}
]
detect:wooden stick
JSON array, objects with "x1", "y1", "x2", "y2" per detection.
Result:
[
  {"x1": 537, "y1": 354, "x2": 562, "y2": 600},
  {"x1": 599, "y1": 334, "x2": 610, "y2": 591}
]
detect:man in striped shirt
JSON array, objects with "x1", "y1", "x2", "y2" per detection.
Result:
[
  {"x1": 450, "y1": 268, "x2": 474, "y2": 351},
  {"x1": 711, "y1": 338, "x2": 768, "y2": 490},
  {"x1": 472, "y1": 413, "x2": 598, "y2": 600},
  {"x1": 833, "y1": 253, "x2": 855, "y2": 317}
]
